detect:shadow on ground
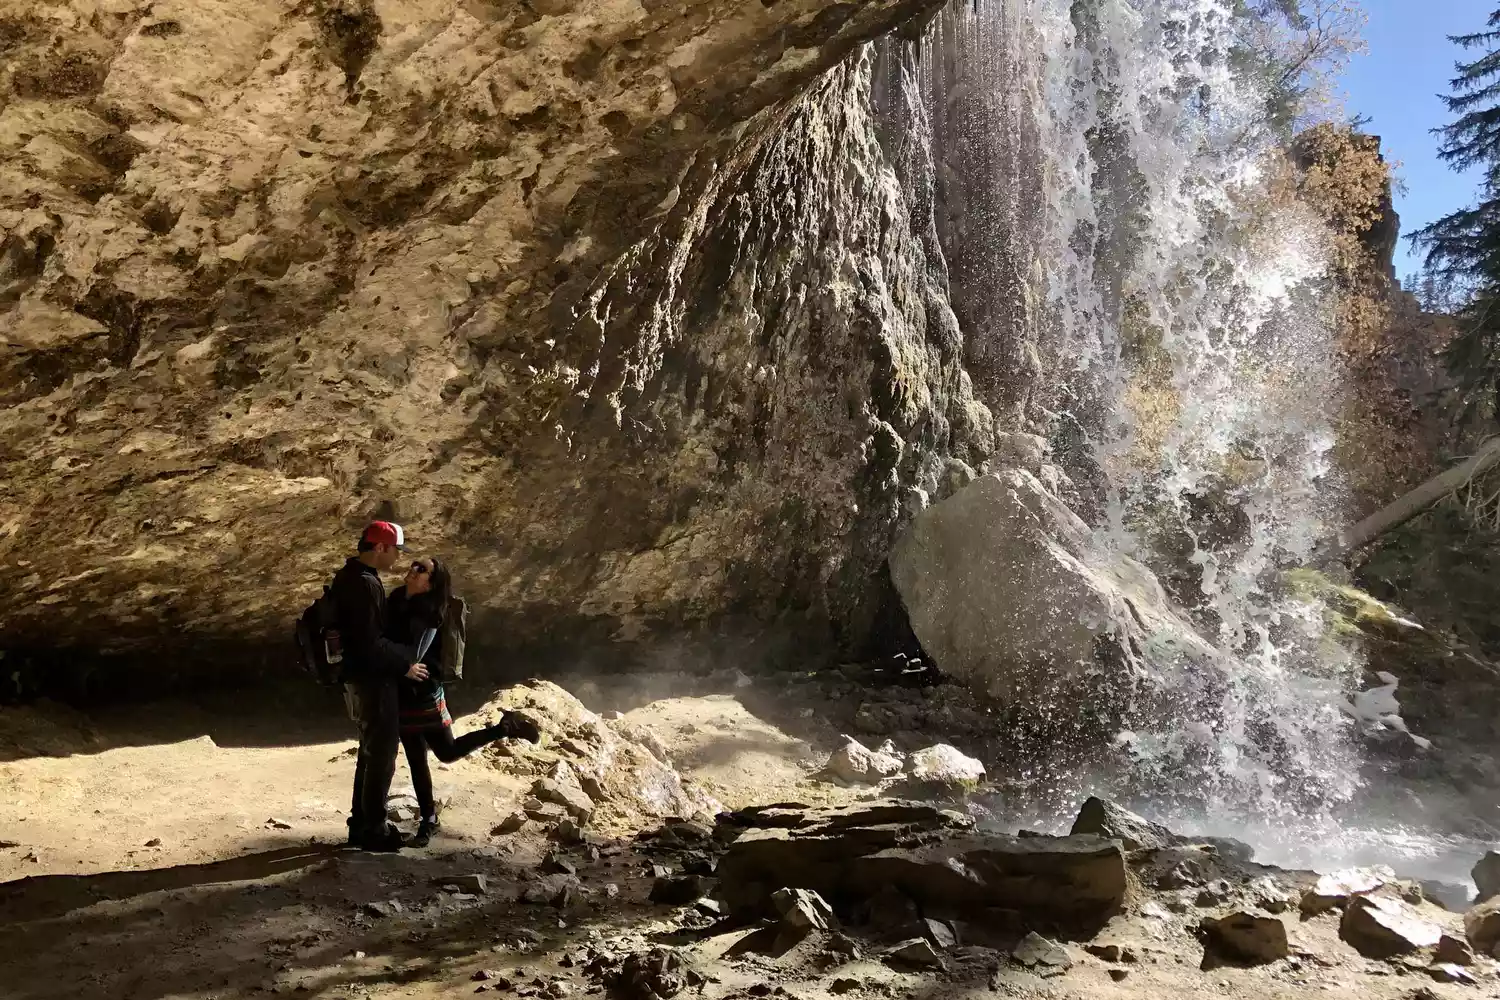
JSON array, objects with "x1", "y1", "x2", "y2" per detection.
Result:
[{"x1": 0, "y1": 828, "x2": 975, "y2": 1000}]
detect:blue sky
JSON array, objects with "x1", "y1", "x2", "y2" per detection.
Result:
[{"x1": 1340, "y1": 1, "x2": 1495, "y2": 282}]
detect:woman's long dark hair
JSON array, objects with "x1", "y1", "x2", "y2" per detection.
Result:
[{"x1": 409, "y1": 557, "x2": 453, "y2": 626}]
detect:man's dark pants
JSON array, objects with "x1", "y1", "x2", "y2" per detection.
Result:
[{"x1": 345, "y1": 679, "x2": 400, "y2": 839}]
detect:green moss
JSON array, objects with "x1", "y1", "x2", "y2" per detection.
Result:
[{"x1": 1284, "y1": 567, "x2": 1421, "y2": 642}]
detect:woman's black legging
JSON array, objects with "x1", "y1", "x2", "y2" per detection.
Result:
[{"x1": 400, "y1": 724, "x2": 505, "y2": 820}]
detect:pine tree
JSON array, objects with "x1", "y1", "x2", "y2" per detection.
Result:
[{"x1": 1411, "y1": 9, "x2": 1500, "y2": 418}]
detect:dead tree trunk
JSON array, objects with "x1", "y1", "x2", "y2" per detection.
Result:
[{"x1": 1317, "y1": 436, "x2": 1500, "y2": 563}]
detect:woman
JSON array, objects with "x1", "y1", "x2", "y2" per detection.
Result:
[{"x1": 389, "y1": 556, "x2": 541, "y2": 846}]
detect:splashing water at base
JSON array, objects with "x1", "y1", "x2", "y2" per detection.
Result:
[{"x1": 876, "y1": 0, "x2": 1375, "y2": 821}]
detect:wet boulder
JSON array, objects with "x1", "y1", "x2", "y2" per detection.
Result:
[
  {"x1": 1070, "y1": 797, "x2": 1171, "y2": 851},
  {"x1": 890, "y1": 470, "x2": 1219, "y2": 727}
]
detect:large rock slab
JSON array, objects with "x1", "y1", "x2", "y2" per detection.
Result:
[
  {"x1": 889, "y1": 470, "x2": 1219, "y2": 723},
  {"x1": 715, "y1": 800, "x2": 1126, "y2": 933}
]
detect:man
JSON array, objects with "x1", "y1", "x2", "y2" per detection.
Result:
[{"x1": 331, "y1": 520, "x2": 427, "y2": 851}]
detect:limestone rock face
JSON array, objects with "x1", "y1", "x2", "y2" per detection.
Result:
[
  {"x1": 889, "y1": 469, "x2": 1218, "y2": 732},
  {"x1": 0, "y1": 0, "x2": 989, "y2": 683}
]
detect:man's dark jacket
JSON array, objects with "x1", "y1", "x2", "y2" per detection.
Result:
[{"x1": 330, "y1": 557, "x2": 411, "y2": 681}]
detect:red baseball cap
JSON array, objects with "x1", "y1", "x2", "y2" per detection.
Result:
[{"x1": 361, "y1": 521, "x2": 406, "y2": 549}]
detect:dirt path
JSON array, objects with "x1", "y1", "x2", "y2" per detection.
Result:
[{"x1": 0, "y1": 673, "x2": 1493, "y2": 1000}]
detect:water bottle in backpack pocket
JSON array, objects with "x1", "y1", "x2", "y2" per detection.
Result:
[{"x1": 294, "y1": 586, "x2": 343, "y2": 686}]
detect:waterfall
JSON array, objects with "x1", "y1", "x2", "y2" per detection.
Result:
[{"x1": 875, "y1": 1, "x2": 1364, "y2": 822}]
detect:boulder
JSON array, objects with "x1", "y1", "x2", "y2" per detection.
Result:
[
  {"x1": 1435, "y1": 933, "x2": 1475, "y2": 966},
  {"x1": 771, "y1": 888, "x2": 836, "y2": 949},
  {"x1": 1339, "y1": 895, "x2": 1442, "y2": 958},
  {"x1": 1474, "y1": 851, "x2": 1500, "y2": 904},
  {"x1": 1465, "y1": 896, "x2": 1500, "y2": 958},
  {"x1": 773, "y1": 887, "x2": 835, "y2": 929},
  {"x1": 901, "y1": 744, "x2": 986, "y2": 791},
  {"x1": 487, "y1": 683, "x2": 720, "y2": 828},
  {"x1": 889, "y1": 470, "x2": 1219, "y2": 721},
  {"x1": 1070, "y1": 797, "x2": 1170, "y2": 851},
  {"x1": 1199, "y1": 911, "x2": 1289, "y2": 965},
  {"x1": 1300, "y1": 866, "x2": 1394, "y2": 915},
  {"x1": 714, "y1": 801, "x2": 1124, "y2": 934},
  {"x1": 820, "y1": 737, "x2": 905, "y2": 785},
  {"x1": 1011, "y1": 932, "x2": 1072, "y2": 976}
]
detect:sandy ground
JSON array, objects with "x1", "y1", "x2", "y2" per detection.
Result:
[{"x1": 0, "y1": 672, "x2": 1493, "y2": 1000}]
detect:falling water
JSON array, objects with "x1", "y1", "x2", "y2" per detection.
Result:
[{"x1": 874, "y1": 1, "x2": 1369, "y2": 825}]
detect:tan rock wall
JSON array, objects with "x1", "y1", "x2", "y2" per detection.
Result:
[{"x1": 0, "y1": 0, "x2": 978, "y2": 681}]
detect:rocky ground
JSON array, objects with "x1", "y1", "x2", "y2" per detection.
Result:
[{"x1": 2, "y1": 667, "x2": 1499, "y2": 1000}]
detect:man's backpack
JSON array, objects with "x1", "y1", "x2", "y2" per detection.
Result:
[
  {"x1": 294, "y1": 586, "x2": 343, "y2": 686},
  {"x1": 440, "y1": 595, "x2": 467, "y2": 682}
]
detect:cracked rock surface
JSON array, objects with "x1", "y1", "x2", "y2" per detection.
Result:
[{"x1": 0, "y1": 0, "x2": 989, "y2": 682}]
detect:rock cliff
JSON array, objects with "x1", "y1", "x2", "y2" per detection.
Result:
[{"x1": 1, "y1": 0, "x2": 993, "y2": 688}]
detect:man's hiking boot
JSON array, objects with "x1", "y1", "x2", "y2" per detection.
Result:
[
  {"x1": 412, "y1": 817, "x2": 439, "y2": 848},
  {"x1": 357, "y1": 824, "x2": 406, "y2": 853}
]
